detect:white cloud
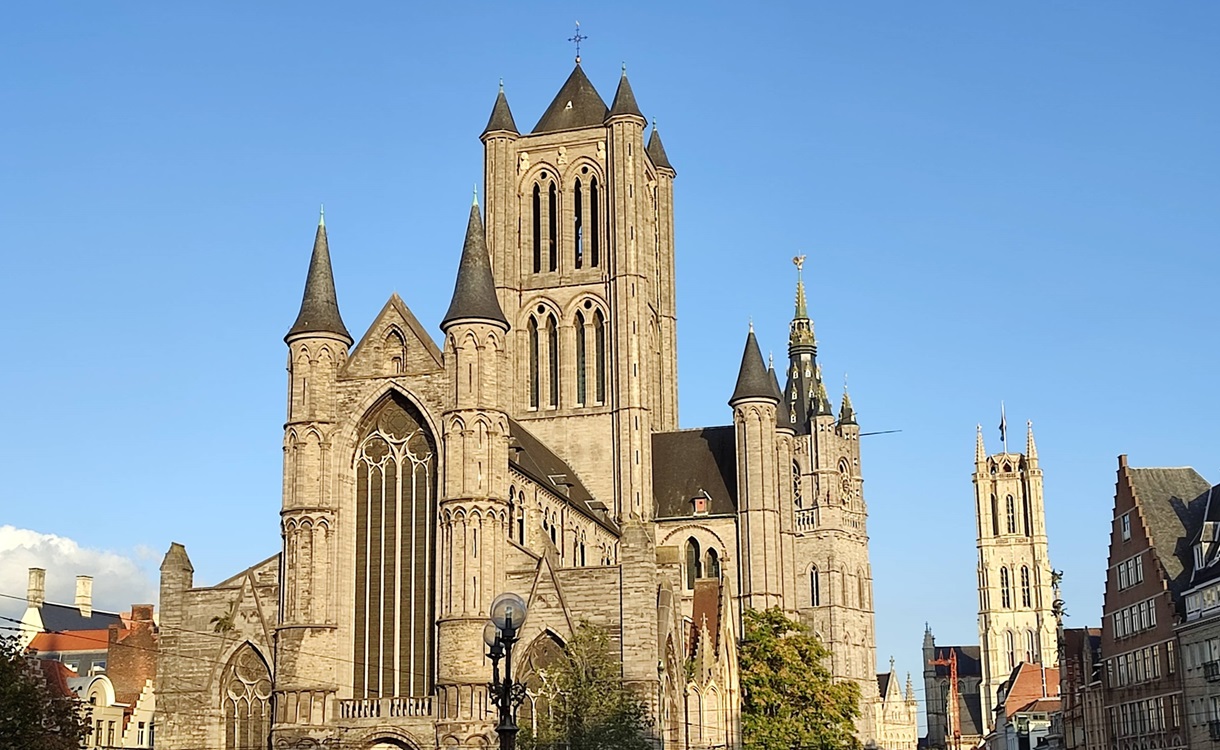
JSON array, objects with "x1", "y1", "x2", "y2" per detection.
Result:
[{"x1": 0, "y1": 526, "x2": 158, "y2": 624}]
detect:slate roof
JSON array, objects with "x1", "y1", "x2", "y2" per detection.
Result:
[
  {"x1": 647, "y1": 127, "x2": 673, "y2": 172},
  {"x1": 770, "y1": 366, "x2": 792, "y2": 429},
  {"x1": 508, "y1": 419, "x2": 616, "y2": 533},
  {"x1": 930, "y1": 645, "x2": 982, "y2": 678},
  {"x1": 482, "y1": 87, "x2": 518, "y2": 137},
  {"x1": 533, "y1": 64, "x2": 609, "y2": 133},
  {"x1": 958, "y1": 693, "x2": 985, "y2": 738},
  {"x1": 441, "y1": 203, "x2": 508, "y2": 329},
  {"x1": 652, "y1": 427, "x2": 737, "y2": 519},
  {"x1": 607, "y1": 71, "x2": 644, "y2": 120},
  {"x1": 729, "y1": 330, "x2": 777, "y2": 406},
  {"x1": 877, "y1": 672, "x2": 892, "y2": 697},
  {"x1": 286, "y1": 218, "x2": 352, "y2": 342},
  {"x1": 1188, "y1": 484, "x2": 1220, "y2": 585},
  {"x1": 1128, "y1": 466, "x2": 1211, "y2": 600},
  {"x1": 36, "y1": 602, "x2": 124, "y2": 634}
]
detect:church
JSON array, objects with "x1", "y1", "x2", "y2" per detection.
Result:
[{"x1": 155, "y1": 58, "x2": 918, "y2": 750}]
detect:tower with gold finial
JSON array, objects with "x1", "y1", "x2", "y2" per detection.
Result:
[{"x1": 974, "y1": 414, "x2": 1056, "y2": 733}]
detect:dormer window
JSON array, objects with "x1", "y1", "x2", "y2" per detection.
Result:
[{"x1": 692, "y1": 491, "x2": 709, "y2": 516}]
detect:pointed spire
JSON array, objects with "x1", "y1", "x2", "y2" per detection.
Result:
[
  {"x1": 481, "y1": 81, "x2": 519, "y2": 138},
  {"x1": 788, "y1": 255, "x2": 816, "y2": 354},
  {"x1": 533, "y1": 64, "x2": 608, "y2": 133},
  {"x1": 607, "y1": 64, "x2": 645, "y2": 121},
  {"x1": 1026, "y1": 420, "x2": 1039, "y2": 463},
  {"x1": 441, "y1": 200, "x2": 509, "y2": 330},
  {"x1": 839, "y1": 377, "x2": 857, "y2": 425},
  {"x1": 729, "y1": 328, "x2": 778, "y2": 407},
  {"x1": 976, "y1": 424, "x2": 986, "y2": 462},
  {"x1": 769, "y1": 363, "x2": 792, "y2": 430},
  {"x1": 814, "y1": 366, "x2": 834, "y2": 417},
  {"x1": 647, "y1": 119, "x2": 674, "y2": 172},
  {"x1": 905, "y1": 672, "x2": 915, "y2": 702},
  {"x1": 286, "y1": 212, "x2": 352, "y2": 344}
]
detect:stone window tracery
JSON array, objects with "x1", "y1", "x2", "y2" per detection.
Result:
[
  {"x1": 222, "y1": 644, "x2": 271, "y2": 750},
  {"x1": 1006, "y1": 495, "x2": 1017, "y2": 534},
  {"x1": 1021, "y1": 566, "x2": 1032, "y2": 608},
  {"x1": 1000, "y1": 567, "x2": 1012, "y2": 608}
]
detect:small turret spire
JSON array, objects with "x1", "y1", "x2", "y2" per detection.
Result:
[
  {"x1": 730, "y1": 328, "x2": 778, "y2": 407},
  {"x1": 318, "y1": 203, "x2": 325, "y2": 227},
  {"x1": 441, "y1": 199, "x2": 509, "y2": 330},
  {"x1": 286, "y1": 211, "x2": 351, "y2": 344},
  {"x1": 905, "y1": 673, "x2": 915, "y2": 702},
  {"x1": 839, "y1": 376, "x2": 857, "y2": 425},
  {"x1": 814, "y1": 365, "x2": 833, "y2": 417},
  {"x1": 647, "y1": 120, "x2": 675, "y2": 172},
  {"x1": 1027, "y1": 420, "x2": 1039, "y2": 463},
  {"x1": 976, "y1": 424, "x2": 986, "y2": 462},
  {"x1": 607, "y1": 64, "x2": 645, "y2": 120},
  {"x1": 769, "y1": 362, "x2": 792, "y2": 430},
  {"x1": 482, "y1": 82, "x2": 519, "y2": 138}
]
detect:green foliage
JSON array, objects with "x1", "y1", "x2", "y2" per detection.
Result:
[
  {"x1": 739, "y1": 607, "x2": 862, "y2": 750},
  {"x1": 518, "y1": 621, "x2": 654, "y2": 750},
  {"x1": 0, "y1": 635, "x2": 91, "y2": 750}
]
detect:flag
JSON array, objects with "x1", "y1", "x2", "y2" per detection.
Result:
[{"x1": 999, "y1": 402, "x2": 1007, "y2": 445}]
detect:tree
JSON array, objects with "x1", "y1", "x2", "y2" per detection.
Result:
[
  {"x1": 739, "y1": 607, "x2": 862, "y2": 750},
  {"x1": 518, "y1": 621, "x2": 654, "y2": 750},
  {"x1": 0, "y1": 635, "x2": 91, "y2": 750}
]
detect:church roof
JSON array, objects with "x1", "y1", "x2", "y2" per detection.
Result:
[
  {"x1": 533, "y1": 64, "x2": 609, "y2": 133},
  {"x1": 690, "y1": 579, "x2": 722, "y2": 657},
  {"x1": 652, "y1": 427, "x2": 738, "y2": 519},
  {"x1": 286, "y1": 214, "x2": 352, "y2": 343},
  {"x1": 441, "y1": 202, "x2": 509, "y2": 329},
  {"x1": 647, "y1": 126, "x2": 673, "y2": 172},
  {"x1": 481, "y1": 85, "x2": 518, "y2": 137},
  {"x1": 876, "y1": 672, "x2": 892, "y2": 697},
  {"x1": 1126, "y1": 466, "x2": 1211, "y2": 600},
  {"x1": 607, "y1": 69, "x2": 644, "y2": 120},
  {"x1": 34, "y1": 602, "x2": 124, "y2": 634},
  {"x1": 929, "y1": 645, "x2": 982, "y2": 678},
  {"x1": 729, "y1": 330, "x2": 778, "y2": 406},
  {"x1": 508, "y1": 419, "x2": 617, "y2": 533}
]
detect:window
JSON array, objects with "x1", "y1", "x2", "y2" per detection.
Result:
[
  {"x1": 1026, "y1": 630, "x2": 1036, "y2": 662},
  {"x1": 532, "y1": 184, "x2": 542, "y2": 273},
  {"x1": 1121, "y1": 512, "x2": 1132, "y2": 541},
  {"x1": 793, "y1": 461, "x2": 803, "y2": 508},
  {"x1": 593, "y1": 311, "x2": 606, "y2": 403},
  {"x1": 1001, "y1": 567, "x2": 1012, "y2": 608},
  {"x1": 991, "y1": 494, "x2": 999, "y2": 536},
  {"x1": 573, "y1": 179, "x2": 584, "y2": 268},
  {"x1": 575, "y1": 311, "x2": 587, "y2": 405},
  {"x1": 1169, "y1": 640, "x2": 1177, "y2": 674},
  {"x1": 858, "y1": 569, "x2": 868, "y2": 610},
  {"x1": 810, "y1": 566, "x2": 820, "y2": 606},
  {"x1": 685, "y1": 538, "x2": 701, "y2": 589},
  {"x1": 590, "y1": 176, "x2": 601, "y2": 267},
  {"x1": 222, "y1": 644, "x2": 272, "y2": 750},
  {"x1": 1023, "y1": 496, "x2": 1033, "y2": 537},
  {"x1": 546, "y1": 315, "x2": 559, "y2": 408},
  {"x1": 1006, "y1": 495, "x2": 1016, "y2": 534},
  {"x1": 138, "y1": 722, "x2": 146, "y2": 746},
  {"x1": 1021, "y1": 566, "x2": 1031, "y2": 607},
  {"x1": 547, "y1": 182, "x2": 558, "y2": 272},
  {"x1": 704, "y1": 548, "x2": 720, "y2": 579},
  {"x1": 1007, "y1": 631, "x2": 1016, "y2": 669},
  {"x1": 528, "y1": 318, "x2": 540, "y2": 408}
]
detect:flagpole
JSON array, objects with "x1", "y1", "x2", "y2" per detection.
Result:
[{"x1": 1000, "y1": 401, "x2": 1008, "y2": 453}]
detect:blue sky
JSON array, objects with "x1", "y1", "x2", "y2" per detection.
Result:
[{"x1": 2, "y1": 2, "x2": 1218, "y2": 722}]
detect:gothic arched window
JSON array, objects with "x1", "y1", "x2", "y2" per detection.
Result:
[
  {"x1": 546, "y1": 315, "x2": 559, "y2": 408},
  {"x1": 858, "y1": 569, "x2": 868, "y2": 610},
  {"x1": 353, "y1": 393, "x2": 436, "y2": 698},
  {"x1": 1026, "y1": 630, "x2": 1037, "y2": 663},
  {"x1": 508, "y1": 487, "x2": 517, "y2": 543},
  {"x1": 991, "y1": 494, "x2": 1000, "y2": 537},
  {"x1": 531, "y1": 184, "x2": 542, "y2": 273},
  {"x1": 1000, "y1": 567, "x2": 1012, "y2": 608},
  {"x1": 1023, "y1": 496, "x2": 1033, "y2": 537},
  {"x1": 793, "y1": 461, "x2": 803, "y2": 509},
  {"x1": 222, "y1": 643, "x2": 271, "y2": 750},
  {"x1": 528, "y1": 317, "x2": 540, "y2": 409},
  {"x1": 547, "y1": 182, "x2": 558, "y2": 272},
  {"x1": 1021, "y1": 566, "x2": 1032, "y2": 608},
  {"x1": 575, "y1": 311, "x2": 587, "y2": 406},
  {"x1": 809, "y1": 566, "x2": 821, "y2": 607},
  {"x1": 685, "y1": 538, "x2": 701, "y2": 590},
  {"x1": 1006, "y1": 631, "x2": 1016, "y2": 669},
  {"x1": 1006, "y1": 495, "x2": 1017, "y2": 534},
  {"x1": 386, "y1": 329, "x2": 406, "y2": 374},
  {"x1": 589, "y1": 176, "x2": 601, "y2": 267},
  {"x1": 593, "y1": 310, "x2": 606, "y2": 404},
  {"x1": 573, "y1": 179, "x2": 584, "y2": 269},
  {"x1": 704, "y1": 548, "x2": 720, "y2": 580}
]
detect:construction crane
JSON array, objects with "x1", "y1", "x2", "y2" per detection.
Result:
[{"x1": 929, "y1": 648, "x2": 962, "y2": 750}]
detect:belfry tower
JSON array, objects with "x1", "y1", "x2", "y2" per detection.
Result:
[{"x1": 974, "y1": 419, "x2": 1057, "y2": 729}]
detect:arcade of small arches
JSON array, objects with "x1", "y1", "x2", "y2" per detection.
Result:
[
  {"x1": 525, "y1": 299, "x2": 607, "y2": 411},
  {"x1": 507, "y1": 479, "x2": 617, "y2": 568},
  {"x1": 980, "y1": 564, "x2": 1037, "y2": 610},
  {"x1": 804, "y1": 564, "x2": 873, "y2": 610},
  {"x1": 524, "y1": 163, "x2": 605, "y2": 275},
  {"x1": 989, "y1": 492, "x2": 1037, "y2": 538}
]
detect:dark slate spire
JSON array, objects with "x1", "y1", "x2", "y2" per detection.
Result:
[
  {"x1": 647, "y1": 121, "x2": 674, "y2": 172},
  {"x1": 607, "y1": 65, "x2": 644, "y2": 120},
  {"x1": 839, "y1": 380, "x2": 857, "y2": 425},
  {"x1": 533, "y1": 64, "x2": 609, "y2": 133},
  {"x1": 286, "y1": 208, "x2": 352, "y2": 344},
  {"x1": 814, "y1": 367, "x2": 835, "y2": 417},
  {"x1": 784, "y1": 257, "x2": 818, "y2": 431},
  {"x1": 770, "y1": 361, "x2": 792, "y2": 430},
  {"x1": 481, "y1": 81, "x2": 519, "y2": 138},
  {"x1": 730, "y1": 326, "x2": 778, "y2": 407},
  {"x1": 441, "y1": 198, "x2": 509, "y2": 330}
]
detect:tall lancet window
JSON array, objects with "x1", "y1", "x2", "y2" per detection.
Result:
[
  {"x1": 547, "y1": 182, "x2": 558, "y2": 272},
  {"x1": 809, "y1": 566, "x2": 820, "y2": 606},
  {"x1": 532, "y1": 184, "x2": 542, "y2": 273},
  {"x1": 685, "y1": 538, "x2": 701, "y2": 589},
  {"x1": 546, "y1": 315, "x2": 559, "y2": 408},
  {"x1": 573, "y1": 179, "x2": 584, "y2": 269},
  {"x1": 222, "y1": 644, "x2": 271, "y2": 750},
  {"x1": 594, "y1": 310, "x2": 606, "y2": 404},
  {"x1": 991, "y1": 494, "x2": 1000, "y2": 537},
  {"x1": 590, "y1": 176, "x2": 601, "y2": 267},
  {"x1": 528, "y1": 318, "x2": 540, "y2": 409},
  {"x1": 353, "y1": 393, "x2": 436, "y2": 698},
  {"x1": 1021, "y1": 566, "x2": 1032, "y2": 607},
  {"x1": 1006, "y1": 632, "x2": 1016, "y2": 669},
  {"x1": 1006, "y1": 495, "x2": 1017, "y2": 534},
  {"x1": 1000, "y1": 567, "x2": 1011, "y2": 608},
  {"x1": 1023, "y1": 496, "x2": 1033, "y2": 537},
  {"x1": 1026, "y1": 630, "x2": 1037, "y2": 663},
  {"x1": 575, "y1": 311, "x2": 587, "y2": 405}
]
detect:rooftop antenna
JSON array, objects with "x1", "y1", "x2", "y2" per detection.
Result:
[{"x1": 568, "y1": 21, "x2": 587, "y2": 64}]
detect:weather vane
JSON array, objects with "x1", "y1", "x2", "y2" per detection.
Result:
[
  {"x1": 569, "y1": 21, "x2": 587, "y2": 64},
  {"x1": 793, "y1": 254, "x2": 806, "y2": 272}
]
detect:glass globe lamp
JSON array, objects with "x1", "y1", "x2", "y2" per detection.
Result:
[{"x1": 490, "y1": 592, "x2": 528, "y2": 633}]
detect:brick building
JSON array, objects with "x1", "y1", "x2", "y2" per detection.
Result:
[
  {"x1": 1175, "y1": 482, "x2": 1220, "y2": 746},
  {"x1": 1100, "y1": 456, "x2": 1210, "y2": 749}
]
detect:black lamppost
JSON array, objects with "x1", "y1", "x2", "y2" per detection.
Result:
[{"x1": 486, "y1": 592, "x2": 529, "y2": 750}]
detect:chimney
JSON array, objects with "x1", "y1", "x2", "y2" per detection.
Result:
[
  {"x1": 27, "y1": 568, "x2": 46, "y2": 607},
  {"x1": 76, "y1": 575, "x2": 93, "y2": 618}
]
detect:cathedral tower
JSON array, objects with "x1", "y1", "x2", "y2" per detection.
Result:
[
  {"x1": 480, "y1": 63, "x2": 678, "y2": 518},
  {"x1": 974, "y1": 419, "x2": 1057, "y2": 730}
]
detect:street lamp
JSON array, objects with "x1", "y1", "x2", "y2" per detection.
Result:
[{"x1": 487, "y1": 592, "x2": 529, "y2": 750}]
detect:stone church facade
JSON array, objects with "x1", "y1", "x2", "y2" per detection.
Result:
[{"x1": 155, "y1": 60, "x2": 916, "y2": 750}]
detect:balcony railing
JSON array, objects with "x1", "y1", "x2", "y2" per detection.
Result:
[
  {"x1": 795, "y1": 509, "x2": 819, "y2": 532},
  {"x1": 1204, "y1": 661, "x2": 1220, "y2": 682},
  {"x1": 1209, "y1": 719, "x2": 1220, "y2": 740},
  {"x1": 337, "y1": 696, "x2": 433, "y2": 719}
]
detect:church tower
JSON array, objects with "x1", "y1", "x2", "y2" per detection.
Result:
[
  {"x1": 974, "y1": 418, "x2": 1057, "y2": 730},
  {"x1": 480, "y1": 63, "x2": 678, "y2": 519}
]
